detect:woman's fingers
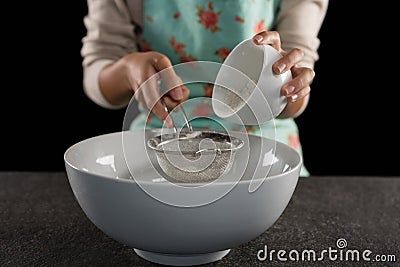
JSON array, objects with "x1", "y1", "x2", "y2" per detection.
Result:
[
  {"x1": 272, "y1": 48, "x2": 304, "y2": 75},
  {"x1": 251, "y1": 31, "x2": 313, "y2": 103},
  {"x1": 162, "y1": 85, "x2": 190, "y2": 111},
  {"x1": 151, "y1": 53, "x2": 184, "y2": 102},
  {"x1": 130, "y1": 52, "x2": 191, "y2": 126},
  {"x1": 252, "y1": 31, "x2": 282, "y2": 52},
  {"x1": 282, "y1": 66, "x2": 315, "y2": 102}
]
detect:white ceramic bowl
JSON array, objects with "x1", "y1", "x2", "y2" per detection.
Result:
[
  {"x1": 64, "y1": 129, "x2": 301, "y2": 266},
  {"x1": 212, "y1": 39, "x2": 292, "y2": 125}
]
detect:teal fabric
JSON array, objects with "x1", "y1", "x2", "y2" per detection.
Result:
[{"x1": 130, "y1": 0, "x2": 310, "y2": 177}]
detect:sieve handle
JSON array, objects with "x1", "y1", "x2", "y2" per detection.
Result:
[
  {"x1": 179, "y1": 104, "x2": 193, "y2": 132},
  {"x1": 195, "y1": 148, "x2": 222, "y2": 155},
  {"x1": 161, "y1": 98, "x2": 193, "y2": 132},
  {"x1": 161, "y1": 98, "x2": 177, "y2": 133}
]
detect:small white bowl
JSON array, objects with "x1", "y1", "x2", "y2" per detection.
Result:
[
  {"x1": 64, "y1": 129, "x2": 301, "y2": 266},
  {"x1": 212, "y1": 39, "x2": 292, "y2": 125}
]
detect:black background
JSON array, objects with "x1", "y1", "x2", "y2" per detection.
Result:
[{"x1": 2, "y1": 1, "x2": 398, "y2": 176}]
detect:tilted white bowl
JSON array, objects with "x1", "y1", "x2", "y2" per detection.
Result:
[
  {"x1": 64, "y1": 129, "x2": 301, "y2": 266},
  {"x1": 212, "y1": 38, "x2": 292, "y2": 125}
]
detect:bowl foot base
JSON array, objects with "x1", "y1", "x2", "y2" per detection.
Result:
[{"x1": 133, "y1": 248, "x2": 231, "y2": 266}]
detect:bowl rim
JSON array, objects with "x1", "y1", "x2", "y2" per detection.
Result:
[
  {"x1": 146, "y1": 130, "x2": 244, "y2": 155},
  {"x1": 64, "y1": 130, "x2": 302, "y2": 186}
]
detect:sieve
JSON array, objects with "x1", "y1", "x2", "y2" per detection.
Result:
[
  {"x1": 147, "y1": 99, "x2": 244, "y2": 183},
  {"x1": 161, "y1": 98, "x2": 193, "y2": 133}
]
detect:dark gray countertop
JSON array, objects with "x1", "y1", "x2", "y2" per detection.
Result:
[{"x1": 0, "y1": 172, "x2": 399, "y2": 266}]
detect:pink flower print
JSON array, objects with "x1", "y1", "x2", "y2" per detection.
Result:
[
  {"x1": 173, "y1": 12, "x2": 181, "y2": 19},
  {"x1": 215, "y1": 47, "x2": 231, "y2": 61},
  {"x1": 288, "y1": 134, "x2": 300, "y2": 149},
  {"x1": 235, "y1": 16, "x2": 245, "y2": 23},
  {"x1": 254, "y1": 19, "x2": 267, "y2": 34},
  {"x1": 202, "y1": 83, "x2": 214, "y2": 97},
  {"x1": 169, "y1": 36, "x2": 197, "y2": 63},
  {"x1": 191, "y1": 102, "x2": 213, "y2": 117},
  {"x1": 199, "y1": 11, "x2": 218, "y2": 29},
  {"x1": 180, "y1": 54, "x2": 198, "y2": 62},
  {"x1": 197, "y1": 2, "x2": 221, "y2": 32},
  {"x1": 146, "y1": 16, "x2": 154, "y2": 22},
  {"x1": 140, "y1": 39, "x2": 152, "y2": 52},
  {"x1": 246, "y1": 126, "x2": 255, "y2": 134},
  {"x1": 169, "y1": 36, "x2": 186, "y2": 54}
]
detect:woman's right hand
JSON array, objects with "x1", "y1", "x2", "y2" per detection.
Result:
[{"x1": 99, "y1": 51, "x2": 190, "y2": 126}]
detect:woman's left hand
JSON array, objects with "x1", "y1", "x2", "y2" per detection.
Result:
[{"x1": 252, "y1": 31, "x2": 315, "y2": 116}]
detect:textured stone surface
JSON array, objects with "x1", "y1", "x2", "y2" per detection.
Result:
[{"x1": 1, "y1": 172, "x2": 399, "y2": 266}]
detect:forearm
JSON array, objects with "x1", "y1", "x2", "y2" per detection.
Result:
[
  {"x1": 276, "y1": 0, "x2": 329, "y2": 69},
  {"x1": 274, "y1": 0, "x2": 328, "y2": 118},
  {"x1": 81, "y1": 0, "x2": 138, "y2": 109},
  {"x1": 98, "y1": 58, "x2": 133, "y2": 107}
]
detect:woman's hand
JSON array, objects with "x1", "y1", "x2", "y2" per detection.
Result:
[
  {"x1": 99, "y1": 51, "x2": 190, "y2": 126},
  {"x1": 252, "y1": 31, "x2": 315, "y2": 118}
]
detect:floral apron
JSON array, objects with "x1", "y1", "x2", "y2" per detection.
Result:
[{"x1": 129, "y1": 0, "x2": 309, "y2": 177}]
